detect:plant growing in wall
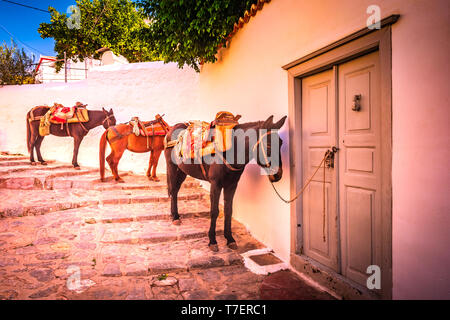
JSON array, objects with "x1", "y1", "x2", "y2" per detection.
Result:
[
  {"x1": 137, "y1": 0, "x2": 256, "y2": 72},
  {"x1": 38, "y1": 0, "x2": 159, "y2": 71},
  {"x1": 0, "y1": 40, "x2": 36, "y2": 85}
]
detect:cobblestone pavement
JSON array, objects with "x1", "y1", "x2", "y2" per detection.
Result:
[{"x1": 0, "y1": 152, "x2": 334, "y2": 300}]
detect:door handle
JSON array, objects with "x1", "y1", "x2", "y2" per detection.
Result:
[
  {"x1": 352, "y1": 94, "x2": 362, "y2": 111},
  {"x1": 325, "y1": 146, "x2": 339, "y2": 169}
]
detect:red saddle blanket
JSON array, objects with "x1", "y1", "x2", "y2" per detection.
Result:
[
  {"x1": 50, "y1": 105, "x2": 75, "y2": 123},
  {"x1": 48, "y1": 103, "x2": 89, "y2": 124}
]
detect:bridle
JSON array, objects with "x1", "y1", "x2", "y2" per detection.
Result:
[
  {"x1": 102, "y1": 114, "x2": 114, "y2": 127},
  {"x1": 252, "y1": 130, "x2": 277, "y2": 169}
]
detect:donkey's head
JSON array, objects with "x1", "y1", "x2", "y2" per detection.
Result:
[
  {"x1": 102, "y1": 108, "x2": 117, "y2": 129},
  {"x1": 253, "y1": 115, "x2": 287, "y2": 183}
]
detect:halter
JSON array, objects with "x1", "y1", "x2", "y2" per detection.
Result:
[
  {"x1": 252, "y1": 130, "x2": 276, "y2": 169},
  {"x1": 102, "y1": 114, "x2": 114, "y2": 127}
]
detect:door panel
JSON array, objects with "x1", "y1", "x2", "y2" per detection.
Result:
[
  {"x1": 301, "y1": 51, "x2": 384, "y2": 288},
  {"x1": 339, "y1": 51, "x2": 382, "y2": 287},
  {"x1": 301, "y1": 69, "x2": 339, "y2": 271}
]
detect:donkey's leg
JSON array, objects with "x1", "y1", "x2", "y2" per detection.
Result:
[
  {"x1": 29, "y1": 124, "x2": 38, "y2": 165},
  {"x1": 223, "y1": 182, "x2": 238, "y2": 249},
  {"x1": 110, "y1": 147, "x2": 126, "y2": 183},
  {"x1": 149, "y1": 148, "x2": 163, "y2": 182},
  {"x1": 34, "y1": 136, "x2": 47, "y2": 165},
  {"x1": 167, "y1": 163, "x2": 186, "y2": 224},
  {"x1": 146, "y1": 151, "x2": 152, "y2": 179},
  {"x1": 208, "y1": 182, "x2": 222, "y2": 252},
  {"x1": 72, "y1": 136, "x2": 83, "y2": 169}
]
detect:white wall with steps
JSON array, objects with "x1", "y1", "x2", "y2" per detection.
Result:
[{"x1": 0, "y1": 61, "x2": 200, "y2": 176}]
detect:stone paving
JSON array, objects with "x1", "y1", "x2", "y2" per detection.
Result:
[{"x1": 0, "y1": 152, "x2": 334, "y2": 300}]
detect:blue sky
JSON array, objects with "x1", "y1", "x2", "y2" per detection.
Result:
[{"x1": 0, "y1": 0, "x2": 77, "y2": 59}]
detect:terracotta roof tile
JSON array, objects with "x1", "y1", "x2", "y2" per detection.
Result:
[
  {"x1": 210, "y1": 0, "x2": 270, "y2": 59},
  {"x1": 225, "y1": 0, "x2": 271, "y2": 43}
]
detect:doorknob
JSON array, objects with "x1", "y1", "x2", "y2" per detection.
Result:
[{"x1": 352, "y1": 94, "x2": 362, "y2": 111}]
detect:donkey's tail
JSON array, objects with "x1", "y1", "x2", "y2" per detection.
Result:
[
  {"x1": 99, "y1": 129, "x2": 109, "y2": 182},
  {"x1": 26, "y1": 112, "x2": 31, "y2": 153}
]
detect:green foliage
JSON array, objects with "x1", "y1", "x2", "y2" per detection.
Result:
[
  {"x1": 138, "y1": 0, "x2": 256, "y2": 72},
  {"x1": 0, "y1": 40, "x2": 36, "y2": 85},
  {"x1": 38, "y1": 0, "x2": 158, "y2": 71}
]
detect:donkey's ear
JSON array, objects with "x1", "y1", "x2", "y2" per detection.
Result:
[
  {"x1": 273, "y1": 115, "x2": 287, "y2": 129},
  {"x1": 102, "y1": 107, "x2": 107, "y2": 113},
  {"x1": 262, "y1": 115, "x2": 274, "y2": 128},
  {"x1": 109, "y1": 108, "x2": 113, "y2": 114}
]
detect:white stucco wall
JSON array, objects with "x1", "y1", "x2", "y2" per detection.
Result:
[
  {"x1": 0, "y1": 61, "x2": 199, "y2": 175},
  {"x1": 198, "y1": 0, "x2": 450, "y2": 299}
]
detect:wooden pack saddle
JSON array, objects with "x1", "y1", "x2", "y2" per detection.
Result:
[
  {"x1": 29, "y1": 102, "x2": 90, "y2": 136},
  {"x1": 107, "y1": 114, "x2": 170, "y2": 148},
  {"x1": 167, "y1": 111, "x2": 241, "y2": 160}
]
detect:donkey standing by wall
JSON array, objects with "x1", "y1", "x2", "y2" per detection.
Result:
[
  {"x1": 26, "y1": 106, "x2": 116, "y2": 168},
  {"x1": 165, "y1": 115, "x2": 287, "y2": 251}
]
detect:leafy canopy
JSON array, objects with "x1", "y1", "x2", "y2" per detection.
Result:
[
  {"x1": 38, "y1": 0, "x2": 257, "y2": 72},
  {"x1": 137, "y1": 0, "x2": 256, "y2": 71},
  {"x1": 0, "y1": 40, "x2": 36, "y2": 85},
  {"x1": 38, "y1": 0, "x2": 158, "y2": 71}
]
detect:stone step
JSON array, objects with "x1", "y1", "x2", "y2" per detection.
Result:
[
  {"x1": 50, "y1": 173, "x2": 201, "y2": 191},
  {"x1": 0, "y1": 168, "x2": 100, "y2": 189},
  {"x1": 0, "y1": 167, "x2": 201, "y2": 191},
  {"x1": 0, "y1": 187, "x2": 208, "y2": 218},
  {"x1": 0, "y1": 153, "x2": 28, "y2": 161},
  {"x1": 0, "y1": 160, "x2": 55, "y2": 167},
  {"x1": 81, "y1": 202, "x2": 210, "y2": 224},
  {"x1": 100, "y1": 217, "x2": 220, "y2": 245},
  {"x1": 100, "y1": 236, "x2": 257, "y2": 277},
  {"x1": 0, "y1": 163, "x2": 76, "y2": 176}
]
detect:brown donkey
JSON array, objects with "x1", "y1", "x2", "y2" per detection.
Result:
[
  {"x1": 99, "y1": 115, "x2": 170, "y2": 182},
  {"x1": 27, "y1": 106, "x2": 116, "y2": 168}
]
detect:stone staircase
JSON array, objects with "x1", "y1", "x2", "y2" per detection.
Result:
[
  {"x1": 0, "y1": 153, "x2": 268, "y2": 300},
  {"x1": 0, "y1": 152, "x2": 334, "y2": 300}
]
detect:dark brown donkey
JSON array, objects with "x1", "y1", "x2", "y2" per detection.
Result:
[
  {"x1": 165, "y1": 115, "x2": 287, "y2": 251},
  {"x1": 26, "y1": 106, "x2": 116, "y2": 168},
  {"x1": 99, "y1": 115, "x2": 170, "y2": 182}
]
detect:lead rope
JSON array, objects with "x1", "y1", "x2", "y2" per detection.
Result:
[{"x1": 269, "y1": 150, "x2": 331, "y2": 242}]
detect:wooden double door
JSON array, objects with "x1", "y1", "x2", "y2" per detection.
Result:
[{"x1": 301, "y1": 51, "x2": 388, "y2": 288}]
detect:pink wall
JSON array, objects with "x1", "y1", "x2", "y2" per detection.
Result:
[
  {"x1": 199, "y1": 0, "x2": 450, "y2": 299},
  {"x1": 391, "y1": 1, "x2": 450, "y2": 299}
]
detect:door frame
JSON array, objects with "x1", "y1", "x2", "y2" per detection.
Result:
[{"x1": 285, "y1": 16, "x2": 398, "y2": 299}]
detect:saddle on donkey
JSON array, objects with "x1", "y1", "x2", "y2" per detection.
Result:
[
  {"x1": 165, "y1": 111, "x2": 241, "y2": 160},
  {"x1": 30, "y1": 102, "x2": 90, "y2": 136},
  {"x1": 107, "y1": 114, "x2": 170, "y2": 146}
]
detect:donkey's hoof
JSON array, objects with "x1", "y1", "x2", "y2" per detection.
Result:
[
  {"x1": 30, "y1": 162, "x2": 37, "y2": 166},
  {"x1": 152, "y1": 177, "x2": 160, "y2": 182},
  {"x1": 227, "y1": 242, "x2": 238, "y2": 250},
  {"x1": 172, "y1": 219, "x2": 181, "y2": 226},
  {"x1": 209, "y1": 244, "x2": 219, "y2": 252},
  {"x1": 116, "y1": 178, "x2": 125, "y2": 183},
  {"x1": 74, "y1": 166, "x2": 81, "y2": 170},
  {"x1": 40, "y1": 161, "x2": 47, "y2": 166}
]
